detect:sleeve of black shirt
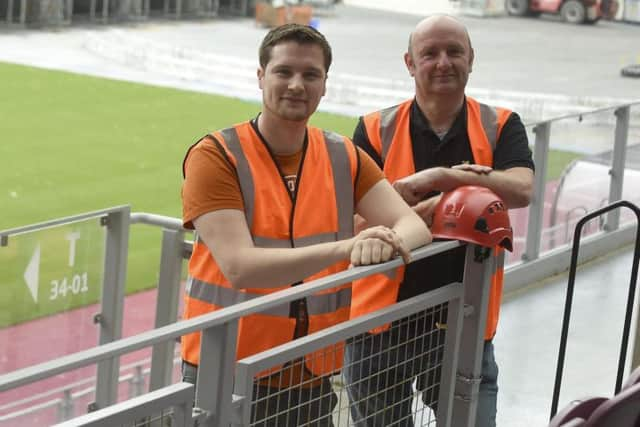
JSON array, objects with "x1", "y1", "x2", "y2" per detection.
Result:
[
  {"x1": 352, "y1": 117, "x2": 384, "y2": 169},
  {"x1": 493, "y1": 112, "x2": 535, "y2": 172}
]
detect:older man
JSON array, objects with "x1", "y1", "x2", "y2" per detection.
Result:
[{"x1": 345, "y1": 15, "x2": 534, "y2": 427}]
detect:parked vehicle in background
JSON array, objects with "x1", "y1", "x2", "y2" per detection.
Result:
[{"x1": 506, "y1": 0, "x2": 618, "y2": 24}]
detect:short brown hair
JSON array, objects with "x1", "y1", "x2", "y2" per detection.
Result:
[{"x1": 259, "y1": 23, "x2": 332, "y2": 73}]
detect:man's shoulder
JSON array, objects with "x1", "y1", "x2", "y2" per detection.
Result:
[
  {"x1": 362, "y1": 99, "x2": 414, "y2": 120},
  {"x1": 466, "y1": 96, "x2": 518, "y2": 117},
  {"x1": 186, "y1": 134, "x2": 216, "y2": 155},
  {"x1": 214, "y1": 120, "x2": 253, "y2": 136}
]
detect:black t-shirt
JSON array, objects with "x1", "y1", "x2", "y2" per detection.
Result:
[{"x1": 353, "y1": 98, "x2": 535, "y2": 300}]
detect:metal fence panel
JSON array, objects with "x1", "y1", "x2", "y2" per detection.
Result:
[{"x1": 234, "y1": 283, "x2": 465, "y2": 427}]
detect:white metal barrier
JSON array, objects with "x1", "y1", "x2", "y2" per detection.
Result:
[
  {"x1": 1, "y1": 102, "x2": 639, "y2": 425},
  {"x1": 0, "y1": 240, "x2": 496, "y2": 427}
]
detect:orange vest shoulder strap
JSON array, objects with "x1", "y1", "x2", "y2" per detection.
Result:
[
  {"x1": 466, "y1": 97, "x2": 512, "y2": 167},
  {"x1": 362, "y1": 99, "x2": 413, "y2": 163},
  {"x1": 213, "y1": 122, "x2": 257, "y2": 226},
  {"x1": 209, "y1": 122, "x2": 255, "y2": 169}
]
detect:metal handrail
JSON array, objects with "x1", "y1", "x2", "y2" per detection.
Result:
[
  {"x1": 0, "y1": 240, "x2": 461, "y2": 393},
  {"x1": 523, "y1": 100, "x2": 640, "y2": 128},
  {"x1": 130, "y1": 212, "x2": 185, "y2": 231},
  {"x1": 0, "y1": 205, "x2": 129, "y2": 244},
  {"x1": 0, "y1": 353, "x2": 183, "y2": 424}
]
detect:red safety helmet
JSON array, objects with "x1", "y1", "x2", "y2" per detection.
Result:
[{"x1": 431, "y1": 185, "x2": 513, "y2": 251}]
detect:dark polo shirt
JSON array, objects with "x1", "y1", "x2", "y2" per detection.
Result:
[{"x1": 353, "y1": 98, "x2": 534, "y2": 300}]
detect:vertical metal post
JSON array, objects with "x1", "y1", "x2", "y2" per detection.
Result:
[
  {"x1": 436, "y1": 281, "x2": 465, "y2": 427},
  {"x1": 6, "y1": 0, "x2": 13, "y2": 24},
  {"x1": 605, "y1": 106, "x2": 630, "y2": 231},
  {"x1": 19, "y1": 0, "x2": 26, "y2": 24},
  {"x1": 233, "y1": 362, "x2": 254, "y2": 427},
  {"x1": 129, "y1": 365, "x2": 146, "y2": 398},
  {"x1": 173, "y1": 395, "x2": 195, "y2": 427},
  {"x1": 102, "y1": 0, "x2": 109, "y2": 22},
  {"x1": 94, "y1": 206, "x2": 130, "y2": 410},
  {"x1": 65, "y1": 0, "x2": 72, "y2": 23},
  {"x1": 196, "y1": 321, "x2": 239, "y2": 427},
  {"x1": 149, "y1": 228, "x2": 185, "y2": 391},
  {"x1": 450, "y1": 245, "x2": 495, "y2": 427},
  {"x1": 57, "y1": 389, "x2": 75, "y2": 422},
  {"x1": 523, "y1": 121, "x2": 551, "y2": 262}
]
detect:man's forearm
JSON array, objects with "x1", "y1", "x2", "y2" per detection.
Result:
[
  {"x1": 432, "y1": 167, "x2": 533, "y2": 209},
  {"x1": 223, "y1": 242, "x2": 349, "y2": 290},
  {"x1": 391, "y1": 212, "x2": 432, "y2": 253}
]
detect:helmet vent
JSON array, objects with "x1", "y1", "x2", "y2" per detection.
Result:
[{"x1": 474, "y1": 218, "x2": 489, "y2": 233}]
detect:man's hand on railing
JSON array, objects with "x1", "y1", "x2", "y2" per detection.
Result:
[{"x1": 347, "y1": 225, "x2": 411, "y2": 266}]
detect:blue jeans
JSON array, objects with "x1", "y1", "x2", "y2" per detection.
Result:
[
  {"x1": 343, "y1": 327, "x2": 498, "y2": 427},
  {"x1": 476, "y1": 340, "x2": 499, "y2": 427}
]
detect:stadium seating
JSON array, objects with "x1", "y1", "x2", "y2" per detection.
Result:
[
  {"x1": 622, "y1": 366, "x2": 640, "y2": 390},
  {"x1": 583, "y1": 383, "x2": 640, "y2": 426},
  {"x1": 548, "y1": 397, "x2": 607, "y2": 427},
  {"x1": 549, "y1": 367, "x2": 640, "y2": 427}
]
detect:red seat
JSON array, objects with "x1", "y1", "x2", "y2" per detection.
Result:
[
  {"x1": 622, "y1": 366, "x2": 640, "y2": 391},
  {"x1": 548, "y1": 397, "x2": 607, "y2": 427},
  {"x1": 584, "y1": 383, "x2": 640, "y2": 427}
]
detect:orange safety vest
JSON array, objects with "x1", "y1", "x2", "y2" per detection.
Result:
[
  {"x1": 352, "y1": 97, "x2": 512, "y2": 340},
  {"x1": 181, "y1": 121, "x2": 358, "y2": 376}
]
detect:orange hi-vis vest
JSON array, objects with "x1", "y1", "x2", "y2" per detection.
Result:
[
  {"x1": 352, "y1": 97, "x2": 512, "y2": 340},
  {"x1": 181, "y1": 121, "x2": 359, "y2": 377}
]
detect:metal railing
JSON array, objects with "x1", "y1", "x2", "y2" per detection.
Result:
[
  {"x1": 1, "y1": 239, "x2": 498, "y2": 427},
  {"x1": 506, "y1": 101, "x2": 640, "y2": 290},
  {"x1": 0, "y1": 352, "x2": 183, "y2": 425},
  {"x1": 53, "y1": 382, "x2": 194, "y2": 427},
  {"x1": 1, "y1": 101, "x2": 639, "y2": 425}
]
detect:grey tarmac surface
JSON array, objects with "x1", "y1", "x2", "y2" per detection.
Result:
[{"x1": 1, "y1": 4, "x2": 639, "y2": 112}]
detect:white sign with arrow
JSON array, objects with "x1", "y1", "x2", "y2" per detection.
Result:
[
  {"x1": 23, "y1": 243, "x2": 40, "y2": 303},
  {"x1": 21, "y1": 232, "x2": 90, "y2": 304}
]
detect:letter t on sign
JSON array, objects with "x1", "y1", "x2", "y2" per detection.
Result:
[{"x1": 66, "y1": 232, "x2": 81, "y2": 267}]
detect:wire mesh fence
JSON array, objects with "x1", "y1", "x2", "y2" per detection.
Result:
[{"x1": 247, "y1": 303, "x2": 447, "y2": 427}]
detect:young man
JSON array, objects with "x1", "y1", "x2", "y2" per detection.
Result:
[
  {"x1": 344, "y1": 15, "x2": 534, "y2": 427},
  {"x1": 180, "y1": 24, "x2": 431, "y2": 426}
]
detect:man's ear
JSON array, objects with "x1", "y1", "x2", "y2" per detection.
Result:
[
  {"x1": 404, "y1": 52, "x2": 415, "y2": 77},
  {"x1": 257, "y1": 67, "x2": 264, "y2": 89},
  {"x1": 469, "y1": 48, "x2": 475, "y2": 73}
]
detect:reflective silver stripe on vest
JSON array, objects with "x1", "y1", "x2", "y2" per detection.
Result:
[
  {"x1": 378, "y1": 104, "x2": 400, "y2": 163},
  {"x1": 478, "y1": 103, "x2": 499, "y2": 149},
  {"x1": 220, "y1": 127, "x2": 255, "y2": 227},
  {"x1": 187, "y1": 277, "x2": 351, "y2": 316},
  {"x1": 323, "y1": 131, "x2": 354, "y2": 241},
  {"x1": 307, "y1": 286, "x2": 351, "y2": 315},
  {"x1": 254, "y1": 231, "x2": 345, "y2": 249}
]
